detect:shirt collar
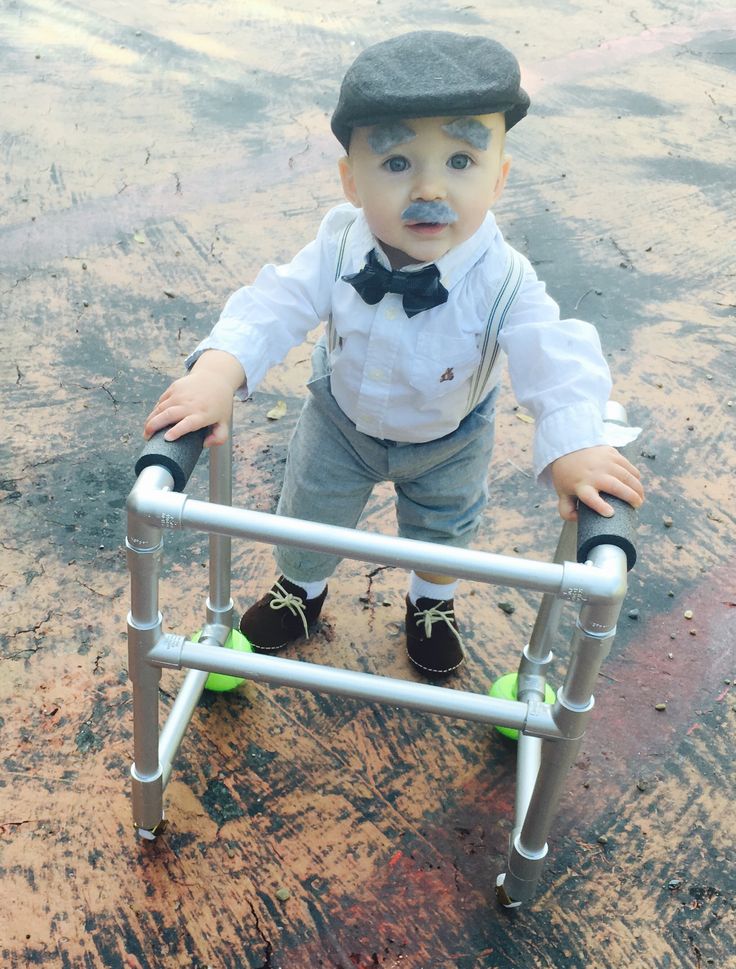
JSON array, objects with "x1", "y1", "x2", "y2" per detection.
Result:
[{"x1": 350, "y1": 208, "x2": 499, "y2": 290}]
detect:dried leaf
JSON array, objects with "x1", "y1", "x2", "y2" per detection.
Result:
[
  {"x1": 516, "y1": 413, "x2": 534, "y2": 424},
  {"x1": 266, "y1": 400, "x2": 287, "y2": 420},
  {"x1": 133, "y1": 232, "x2": 146, "y2": 244}
]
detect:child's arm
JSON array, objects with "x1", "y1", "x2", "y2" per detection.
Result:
[
  {"x1": 549, "y1": 445, "x2": 644, "y2": 521},
  {"x1": 142, "y1": 205, "x2": 354, "y2": 448},
  {"x1": 143, "y1": 349, "x2": 246, "y2": 447}
]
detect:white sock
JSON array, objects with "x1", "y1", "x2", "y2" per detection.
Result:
[
  {"x1": 408, "y1": 571, "x2": 458, "y2": 605},
  {"x1": 283, "y1": 575, "x2": 327, "y2": 600}
]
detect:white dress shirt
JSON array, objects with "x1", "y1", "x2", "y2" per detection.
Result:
[{"x1": 187, "y1": 203, "x2": 612, "y2": 479}]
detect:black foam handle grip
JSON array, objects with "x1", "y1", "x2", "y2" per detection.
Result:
[
  {"x1": 134, "y1": 427, "x2": 207, "y2": 492},
  {"x1": 576, "y1": 494, "x2": 638, "y2": 571}
]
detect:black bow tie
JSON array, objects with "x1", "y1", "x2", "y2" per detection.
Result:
[{"x1": 342, "y1": 249, "x2": 448, "y2": 318}]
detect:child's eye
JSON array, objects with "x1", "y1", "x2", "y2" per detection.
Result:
[
  {"x1": 383, "y1": 156, "x2": 410, "y2": 173},
  {"x1": 448, "y1": 153, "x2": 473, "y2": 170}
]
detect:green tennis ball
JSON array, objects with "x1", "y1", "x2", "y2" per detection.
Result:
[
  {"x1": 488, "y1": 672, "x2": 556, "y2": 741},
  {"x1": 190, "y1": 629, "x2": 253, "y2": 692}
]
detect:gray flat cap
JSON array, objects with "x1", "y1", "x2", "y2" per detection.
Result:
[{"x1": 331, "y1": 30, "x2": 530, "y2": 151}]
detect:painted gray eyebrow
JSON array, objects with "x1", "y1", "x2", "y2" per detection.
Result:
[
  {"x1": 366, "y1": 122, "x2": 416, "y2": 154},
  {"x1": 442, "y1": 118, "x2": 491, "y2": 150}
]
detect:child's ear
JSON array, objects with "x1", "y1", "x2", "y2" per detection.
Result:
[
  {"x1": 491, "y1": 155, "x2": 512, "y2": 204},
  {"x1": 338, "y1": 156, "x2": 361, "y2": 207}
]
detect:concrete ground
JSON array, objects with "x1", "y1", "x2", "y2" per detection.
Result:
[{"x1": 1, "y1": 1, "x2": 734, "y2": 967}]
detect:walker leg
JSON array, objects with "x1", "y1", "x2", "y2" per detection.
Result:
[
  {"x1": 198, "y1": 434, "x2": 253, "y2": 692},
  {"x1": 517, "y1": 521, "x2": 576, "y2": 699},
  {"x1": 126, "y1": 471, "x2": 169, "y2": 838},
  {"x1": 510, "y1": 522, "x2": 575, "y2": 840},
  {"x1": 497, "y1": 544, "x2": 627, "y2": 906},
  {"x1": 206, "y1": 432, "x2": 234, "y2": 634}
]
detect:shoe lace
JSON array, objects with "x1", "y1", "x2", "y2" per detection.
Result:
[
  {"x1": 268, "y1": 581, "x2": 309, "y2": 638},
  {"x1": 413, "y1": 601, "x2": 463, "y2": 645}
]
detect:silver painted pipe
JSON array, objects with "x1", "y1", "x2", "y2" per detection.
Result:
[
  {"x1": 178, "y1": 498, "x2": 566, "y2": 594},
  {"x1": 207, "y1": 435, "x2": 234, "y2": 627},
  {"x1": 126, "y1": 467, "x2": 173, "y2": 830},
  {"x1": 524, "y1": 520, "x2": 577, "y2": 662},
  {"x1": 513, "y1": 734, "x2": 542, "y2": 842},
  {"x1": 130, "y1": 485, "x2": 625, "y2": 602},
  {"x1": 126, "y1": 466, "x2": 175, "y2": 550},
  {"x1": 147, "y1": 638, "x2": 563, "y2": 739},
  {"x1": 159, "y1": 668, "x2": 209, "y2": 788}
]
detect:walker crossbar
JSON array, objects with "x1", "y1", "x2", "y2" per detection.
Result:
[
  {"x1": 128, "y1": 484, "x2": 624, "y2": 604},
  {"x1": 148, "y1": 637, "x2": 563, "y2": 736},
  {"x1": 126, "y1": 407, "x2": 637, "y2": 906}
]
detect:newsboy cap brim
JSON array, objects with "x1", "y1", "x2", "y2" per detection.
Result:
[{"x1": 331, "y1": 30, "x2": 530, "y2": 152}]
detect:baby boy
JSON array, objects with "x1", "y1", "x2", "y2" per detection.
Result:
[{"x1": 144, "y1": 31, "x2": 644, "y2": 677}]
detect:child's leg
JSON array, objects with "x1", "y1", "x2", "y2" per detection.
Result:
[
  {"x1": 410, "y1": 572, "x2": 459, "y2": 602},
  {"x1": 393, "y1": 428, "x2": 494, "y2": 551},
  {"x1": 392, "y1": 393, "x2": 497, "y2": 675},
  {"x1": 240, "y1": 389, "x2": 379, "y2": 652},
  {"x1": 274, "y1": 393, "x2": 378, "y2": 583}
]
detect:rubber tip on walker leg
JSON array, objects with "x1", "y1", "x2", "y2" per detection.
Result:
[
  {"x1": 495, "y1": 873, "x2": 523, "y2": 909},
  {"x1": 136, "y1": 814, "x2": 167, "y2": 841},
  {"x1": 488, "y1": 673, "x2": 556, "y2": 740},
  {"x1": 191, "y1": 629, "x2": 253, "y2": 692}
]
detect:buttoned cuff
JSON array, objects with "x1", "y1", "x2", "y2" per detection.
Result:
[{"x1": 534, "y1": 401, "x2": 607, "y2": 485}]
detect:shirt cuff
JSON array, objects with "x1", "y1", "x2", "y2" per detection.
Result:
[{"x1": 534, "y1": 401, "x2": 607, "y2": 485}]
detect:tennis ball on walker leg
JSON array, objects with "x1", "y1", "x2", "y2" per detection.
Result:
[
  {"x1": 190, "y1": 629, "x2": 253, "y2": 692},
  {"x1": 488, "y1": 672, "x2": 556, "y2": 740}
]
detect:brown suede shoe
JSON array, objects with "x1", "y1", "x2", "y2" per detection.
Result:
[
  {"x1": 239, "y1": 577, "x2": 327, "y2": 653},
  {"x1": 405, "y1": 595, "x2": 465, "y2": 677}
]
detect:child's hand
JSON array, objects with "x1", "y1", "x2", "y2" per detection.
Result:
[
  {"x1": 143, "y1": 350, "x2": 245, "y2": 447},
  {"x1": 549, "y1": 445, "x2": 644, "y2": 521}
]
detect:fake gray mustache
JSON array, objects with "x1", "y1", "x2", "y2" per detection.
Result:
[{"x1": 401, "y1": 201, "x2": 458, "y2": 224}]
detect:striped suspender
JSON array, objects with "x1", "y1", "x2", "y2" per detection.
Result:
[
  {"x1": 466, "y1": 246, "x2": 525, "y2": 412},
  {"x1": 326, "y1": 219, "x2": 355, "y2": 355}
]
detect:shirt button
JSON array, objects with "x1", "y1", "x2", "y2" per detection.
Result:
[
  {"x1": 369, "y1": 368, "x2": 384, "y2": 380},
  {"x1": 385, "y1": 307, "x2": 397, "y2": 320}
]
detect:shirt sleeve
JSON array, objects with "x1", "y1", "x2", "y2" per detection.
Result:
[
  {"x1": 497, "y1": 254, "x2": 613, "y2": 482},
  {"x1": 185, "y1": 205, "x2": 353, "y2": 397}
]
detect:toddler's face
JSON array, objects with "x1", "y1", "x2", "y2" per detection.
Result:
[{"x1": 338, "y1": 113, "x2": 509, "y2": 268}]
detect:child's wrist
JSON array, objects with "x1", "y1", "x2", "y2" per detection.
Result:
[{"x1": 192, "y1": 349, "x2": 246, "y2": 390}]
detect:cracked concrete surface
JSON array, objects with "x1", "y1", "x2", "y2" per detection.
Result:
[{"x1": 1, "y1": 1, "x2": 735, "y2": 967}]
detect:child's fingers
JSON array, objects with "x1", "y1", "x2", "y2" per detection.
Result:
[
  {"x1": 203, "y1": 422, "x2": 229, "y2": 447},
  {"x1": 143, "y1": 393, "x2": 183, "y2": 435},
  {"x1": 575, "y1": 478, "x2": 643, "y2": 521},
  {"x1": 576, "y1": 485, "x2": 614, "y2": 518},
  {"x1": 162, "y1": 412, "x2": 210, "y2": 441},
  {"x1": 147, "y1": 387, "x2": 177, "y2": 420},
  {"x1": 143, "y1": 410, "x2": 173, "y2": 439},
  {"x1": 609, "y1": 450, "x2": 641, "y2": 477},
  {"x1": 557, "y1": 493, "x2": 579, "y2": 521},
  {"x1": 620, "y1": 457, "x2": 642, "y2": 480},
  {"x1": 614, "y1": 458, "x2": 645, "y2": 491},
  {"x1": 599, "y1": 472, "x2": 645, "y2": 507},
  {"x1": 144, "y1": 404, "x2": 185, "y2": 438},
  {"x1": 144, "y1": 405, "x2": 204, "y2": 441}
]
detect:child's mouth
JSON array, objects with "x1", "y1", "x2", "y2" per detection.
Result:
[{"x1": 405, "y1": 221, "x2": 446, "y2": 236}]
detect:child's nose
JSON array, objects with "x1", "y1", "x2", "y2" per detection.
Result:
[{"x1": 411, "y1": 170, "x2": 446, "y2": 201}]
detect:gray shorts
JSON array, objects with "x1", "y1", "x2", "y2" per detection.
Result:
[{"x1": 275, "y1": 342, "x2": 498, "y2": 582}]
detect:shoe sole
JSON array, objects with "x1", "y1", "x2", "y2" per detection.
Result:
[
  {"x1": 406, "y1": 649, "x2": 465, "y2": 677},
  {"x1": 247, "y1": 619, "x2": 322, "y2": 654}
]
